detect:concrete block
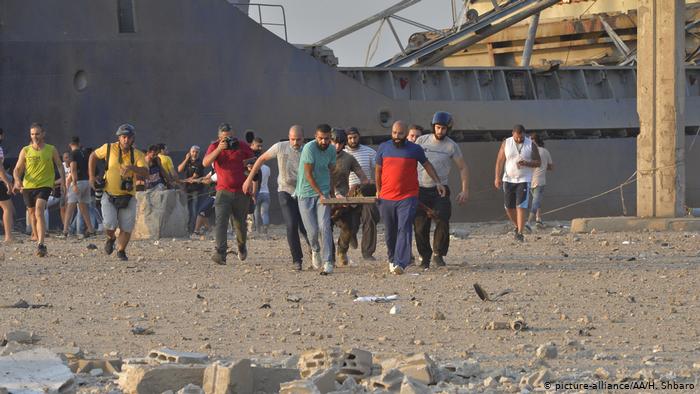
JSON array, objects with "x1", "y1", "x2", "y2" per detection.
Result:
[
  {"x1": 310, "y1": 368, "x2": 338, "y2": 394},
  {"x1": 571, "y1": 217, "x2": 700, "y2": 233},
  {"x1": 367, "y1": 369, "x2": 404, "y2": 392},
  {"x1": 0, "y1": 348, "x2": 76, "y2": 393},
  {"x1": 133, "y1": 189, "x2": 189, "y2": 239},
  {"x1": 148, "y1": 348, "x2": 209, "y2": 364},
  {"x1": 252, "y1": 366, "x2": 300, "y2": 393},
  {"x1": 337, "y1": 349, "x2": 372, "y2": 382},
  {"x1": 3, "y1": 330, "x2": 39, "y2": 344},
  {"x1": 399, "y1": 376, "x2": 430, "y2": 394},
  {"x1": 298, "y1": 348, "x2": 345, "y2": 379},
  {"x1": 202, "y1": 359, "x2": 253, "y2": 394},
  {"x1": 279, "y1": 379, "x2": 322, "y2": 394},
  {"x1": 383, "y1": 353, "x2": 437, "y2": 386},
  {"x1": 178, "y1": 383, "x2": 205, "y2": 394},
  {"x1": 118, "y1": 363, "x2": 206, "y2": 394},
  {"x1": 75, "y1": 359, "x2": 123, "y2": 375}
]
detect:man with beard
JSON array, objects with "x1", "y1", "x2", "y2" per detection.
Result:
[
  {"x1": 494, "y1": 124, "x2": 541, "y2": 242},
  {"x1": 344, "y1": 127, "x2": 378, "y2": 260},
  {"x1": 414, "y1": 112, "x2": 470, "y2": 268},
  {"x1": 376, "y1": 121, "x2": 444, "y2": 275},
  {"x1": 244, "y1": 125, "x2": 309, "y2": 271},
  {"x1": 178, "y1": 145, "x2": 206, "y2": 233},
  {"x1": 330, "y1": 129, "x2": 368, "y2": 266},
  {"x1": 296, "y1": 124, "x2": 336, "y2": 275}
]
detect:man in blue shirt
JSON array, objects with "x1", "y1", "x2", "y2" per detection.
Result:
[{"x1": 296, "y1": 124, "x2": 336, "y2": 275}]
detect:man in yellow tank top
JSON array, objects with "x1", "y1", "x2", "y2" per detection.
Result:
[
  {"x1": 88, "y1": 124, "x2": 148, "y2": 261},
  {"x1": 12, "y1": 123, "x2": 65, "y2": 257}
]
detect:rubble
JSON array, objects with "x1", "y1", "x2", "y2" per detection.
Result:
[
  {"x1": 0, "y1": 348, "x2": 76, "y2": 393},
  {"x1": 3, "y1": 330, "x2": 39, "y2": 344},
  {"x1": 133, "y1": 189, "x2": 189, "y2": 239},
  {"x1": 148, "y1": 348, "x2": 209, "y2": 364},
  {"x1": 399, "y1": 375, "x2": 431, "y2": 394},
  {"x1": 118, "y1": 362, "x2": 207, "y2": 394},
  {"x1": 535, "y1": 342, "x2": 558, "y2": 359},
  {"x1": 381, "y1": 353, "x2": 438, "y2": 385},
  {"x1": 203, "y1": 359, "x2": 253, "y2": 394}
]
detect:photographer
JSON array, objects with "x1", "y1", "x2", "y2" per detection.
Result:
[
  {"x1": 88, "y1": 124, "x2": 148, "y2": 261},
  {"x1": 203, "y1": 123, "x2": 254, "y2": 265}
]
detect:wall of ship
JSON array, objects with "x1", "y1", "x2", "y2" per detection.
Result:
[{"x1": 0, "y1": 0, "x2": 697, "y2": 224}]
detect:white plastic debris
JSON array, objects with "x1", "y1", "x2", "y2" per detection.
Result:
[{"x1": 353, "y1": 295, "x2": 399, "y2": 303}]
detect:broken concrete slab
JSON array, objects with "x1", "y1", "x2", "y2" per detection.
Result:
[
  {"x1": 399, "y1": 376, "x2": 431, "y2": 394},
  {"x1": 0, "y1": 341, "x2": 34, "y2": 356},
  {"x1": 3, "y1": 330, "x2": 39, "y2": 344},
  {"x1": 367, "y1": 368, "x2": 404, "y2": 392},
  {"x1": 177, "y1": 383, "x2": 205, "y2": 394},
  {"x1": 309, "y1": 368, "x2": 338, "y2": 394},
  {"x1": 381, "y1": 353, "x2": 438, "y2": 385},
  {"x1": 148, "y1": 348, "x2": 209, "y2": 364},
  {"x1": 252, "y1": 366, "x2": 300, "y2": 393},
  {"x1": 202, "y1": 359, "x2": 253, "y2": 394},
  {"x1": 337, "y1": 349, "x2": 372, "y2": 382},
  {"x1": 279, "y1": 379, "x2": 322, "y2": 394},
  {"x1": 133, "y1": 189, "x2": 189, "y2": 239},
  {"x1": 0, "y1": 348, "x2": 76, "y2": 394},
  {"x1": 571, "y1": 217, "x2": 700, "y2": 233},
  {"x1": 298, "y1": 348, "x2": 345, "y2": 379},
  {"x1": 118, "y1": 363, "x2": 206, "y2": 394}
]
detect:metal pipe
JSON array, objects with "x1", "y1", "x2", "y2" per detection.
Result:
[
  {"x1": 386, "y1": 18, "x2": 406, "y2": 54},
  {"x1": 521, "y1": 12, "x2": 540, "y2": 67}
]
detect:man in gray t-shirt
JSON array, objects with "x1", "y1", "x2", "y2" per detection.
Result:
[
  {"x1": 243, "y1": 125, "x2": 309, "y2": 271},
  {"x1": 414, "y1": 112, "x2": 470, "y2": 269}
]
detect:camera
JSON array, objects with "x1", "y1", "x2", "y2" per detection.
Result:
[
  {"x1": 224, "y1": 136, "x2": 239, "y2": 151},
  {"x1": 121, "y1": 177, "x2": 134, "y2": 191}
]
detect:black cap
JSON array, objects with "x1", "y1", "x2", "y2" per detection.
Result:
[
  {"x1": 218, "y1": 123, "x2": 232, "y2": 132},
  {"x1": 116, "y1": 124, "x2": 135, "y2": 136}
]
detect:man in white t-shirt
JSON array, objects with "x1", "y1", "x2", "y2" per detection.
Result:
[
  {"x1": 494, "y1": 125, "x2": 541, "y2": 242},
  {"x1": 528, "y1": 134, "x2": 553, "y2": 229}
]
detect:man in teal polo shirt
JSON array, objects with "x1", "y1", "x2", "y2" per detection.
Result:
[{"x1": 296, "y1": 124, "x2": 336, "y2": 275}]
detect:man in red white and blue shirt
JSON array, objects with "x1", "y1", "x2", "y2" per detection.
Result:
[{"x1": 375, "y1": 121, "x2": 445, "y2": 275}]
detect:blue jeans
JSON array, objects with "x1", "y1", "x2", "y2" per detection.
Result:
[
  {"x1": 254, "y1": 192, "x2": 270, "y2": 229},
  {"x1": 378, "y1": 197, "x2": 418, "y2": 269},
  {"x1": 530, "y1": 185, "x2": 545, "y2": 212},
  {"x1": 298, "y1": 196, "x2": 333, "y2": 264}
]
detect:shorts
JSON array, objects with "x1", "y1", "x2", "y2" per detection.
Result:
[
  {"x1": 101, "y1": 193, "x2": 137, "y2": 232},
  {"x1": 0, "y1": 182, "x2": 10, "y2": 201},
  {"x1": 22, "y1": 187, "x2": 52, "y2": 208},
  {"x1": 67, "y1": 180, "x2": 92, "y2": 204},
  {"x1": 503, "y1": 182, "x2": 529, "y2": 209},
  {"x1": 198, "y1": 196, "x2": 215, "y2": 217},
  {"x1": 530, "y1": 185, "x2": 545, "y2": 211}
]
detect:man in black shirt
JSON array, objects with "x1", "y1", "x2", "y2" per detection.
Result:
[
  {"x1": 63, "y1": 136, "x2": 95, "y2": 237},
  {"x1": 178, "y1": 145, "x2": 206, "y2": 233}
]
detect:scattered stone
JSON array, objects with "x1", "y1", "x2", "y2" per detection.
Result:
[
  {"x1": 286, "y1": 295, "x2": 302, "y2": 303},
  {"x1": 483, "y1": 376, "x2": 497, "y2": 388},
  {"x1": 431, "y1": 311, "x2": 446, "y2": 321},
  {"x1": 131, "y1": 326, "x2": 154, "y2": 335},
  {"x1": 520, "y1": 369, "x2": 552, "y2": 389},
  {"x1": 147, "y1": 348, "x2": 209, "y2": 364},
  {"x1": 594, "y1": 367, "x2": 611, "y2": 380},
  {"x1": 177, "y1": 383, "x2": 205, "y2": 394},
  {"x1": 390, "y1": 306, "x2": 400, "y2": 315},
  {"x1": 535, "y1": 343, "x2": 557, "y2": 359}
]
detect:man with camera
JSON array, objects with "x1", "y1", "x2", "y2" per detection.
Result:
[
  {"x1": 203, "y1": 123, "x2": 254, "y2": 265},
  {"x1": 89, "y1": 124, "x2": 148, "y2": 261}
]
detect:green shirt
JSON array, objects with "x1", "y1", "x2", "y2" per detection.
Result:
[
  {"x1": 295, "y1": 141, "x2": 336, "y2": 198},
  {"x1": 22, "y1": 144, "x2": 56, "y2": 189}
]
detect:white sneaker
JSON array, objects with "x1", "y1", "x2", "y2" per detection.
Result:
[
  {"x1": 311, "y1": 251, "x2": 322, "y2": 270},
  {"x1": 390, "y1": 264, "x2": 404, "y2": 275},
  {"x1": 321, "y1": 261, "x2": 334, "y2": 275}
]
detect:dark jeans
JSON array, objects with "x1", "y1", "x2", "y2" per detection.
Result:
[
  {"x1": 360, "y1": 203, "x2": 379, "y2": 257},
  {"x1": 187, "y1": 191, "x2": 207, "y2": 233},
  {"x1": 278, "y1": 191, "x2": 308, "y2": 264},
  {"x1": 214, "y1": 190, "x2": 249, "y2": 256},
  {"x1": 378, "y1": 197, "x2": 417, "y2": 268},
  {"x1": 414, "y1": 186, "x2": 451, "y2": 260}
]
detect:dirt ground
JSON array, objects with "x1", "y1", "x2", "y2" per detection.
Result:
[{"x1": 1, "y1": 221, "x2": 699, "y2": 390}]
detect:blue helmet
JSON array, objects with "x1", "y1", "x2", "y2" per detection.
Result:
[{"x1": 431, "y1": 111, "x2": 453, "y2": 132}]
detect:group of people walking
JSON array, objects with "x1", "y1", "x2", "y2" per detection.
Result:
[{"x1": 0, "y1": 112, "x2": 553, "y2": 274}]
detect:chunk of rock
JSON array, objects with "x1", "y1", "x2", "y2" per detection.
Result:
[
  {"x1": 367, "y1": 369, "x2": 404, "y2": 392},
  {"x1": 89, "y1": 368, "x2": 104, "y2": 377},
  {"x1": 132, "y1": 189, "x2": 189, "y2": 239},
  {"x1": 177, "y1": 383, "x2": 205, "y2": 394},
  {"x1": 400, "y1": 376, "x2": 431, "y2": 394},
  {"x1": 3, "y1": 330, "x2": 39, "y2": 344},
  {"x1": 310, "y1": 367, "x2": 339, "y2": 394},
  {"x1": 118, "y1": 363, "x2": 206, "y2": 394},
  {"x1": 279, "y1": 379, "x2": 322, "y2": 394},
  {"x1": 203, "y1": 359, "x2": 253, "y2": 394},
  {"x1": 535, "y1": 342, "x2": 558, "y2": 359},
  {"x1": 381, "y1": 353, "x2": 438, "y2": 385},
  {"x1": 0, "y1": 348, "x2": 75, "y2": 393},
  {"x1": 483, "y1": 376, "x2": 497, "y2": 388},
  {"x1": 520, "y1": 369, "x2": 552, "y2": 389},
  {"x1": 455, "y1": 359, "x2": 481, "y2": 378}
]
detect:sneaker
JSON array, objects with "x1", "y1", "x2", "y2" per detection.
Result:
[
  {"x1": 311, "y1": 251, "x2": 322, "y2": 270},
  {"x1": 390, "y1": 263, "x2": 404, "y2": 275},
  {"x1": 337, "y1": 252, "x2": 348, "y2": 266},
  {"x1": 362, "y1": 255, "x2": 376, "y2": 261},
  {"x1": 116, "y1": 250, "x2": 128, "y2": 261},
  {"x1": 212, "y1": 252, "x2": 226, "y2": 265},
  {"x1": 431, "y1": 254, "x2": 446, "y2": 267},
  {"x1": 320, "y1": 261, "x2": 334, "y2": 275},
  {"x1": 56, "y1": 232, "x2": 69, "y2": 239},
  {"x1": 237, "y1": 246, "x2": 247, "y2": 261},
  {"x1": 419, "y1": 258, "x2": 430, "y2": 270},
  {"x1": 535, "y1": 220, "x2": 545, "y2": 229},
  {"x1": 524, "y1": 223, "x2": 532, "y2": 233},
  {"x1": 292, "y1": 261, "x2": 302, "y2": 271},
  {"x1": 104, "y1": 238, "x2": 116, "y2": 255},
  {"x1": 37, "y1": 243, "x2": 47, "y2": 257},
  {"x1": 514, "y1": 232, "x2": 525, "y2": 242},
  {"x1": 512, "y1": 226, "x2": 518, "y2": 235}
]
